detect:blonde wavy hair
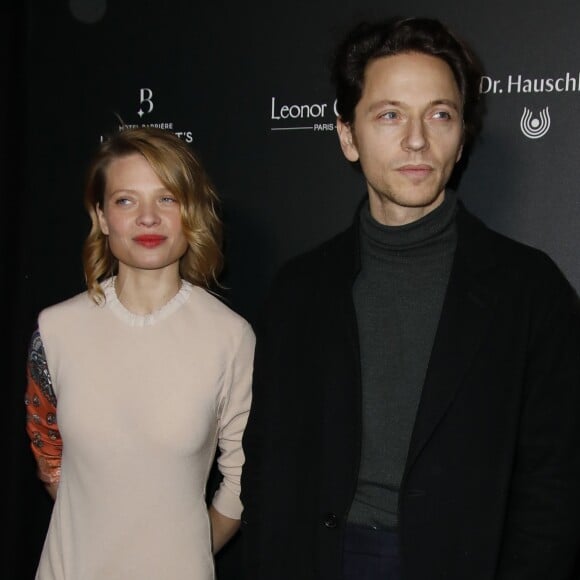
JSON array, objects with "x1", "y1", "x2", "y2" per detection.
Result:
[{"x1": 82, "y1": 127, "x2": 223, "y2": 304}]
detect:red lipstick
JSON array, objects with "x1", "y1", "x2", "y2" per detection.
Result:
[{"x1": 133, "y1": 235, "x2": 166, "y2": 248}]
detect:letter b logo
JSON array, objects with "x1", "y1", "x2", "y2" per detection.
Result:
[{"x1": 138, "y1": 88, "x2": 154, "y2": 117}]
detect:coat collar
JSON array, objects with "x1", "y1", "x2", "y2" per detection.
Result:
[{"x1": 334, "y1": 198, "x2": 502, "y2": 469}]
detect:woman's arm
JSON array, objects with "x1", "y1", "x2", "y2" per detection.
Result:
[
  {"x1": 24, "y1": 329, "x2": 62, "y2": 500},
  {"x1": 209, "y1": 505, "x2": 241, "y2": 554}
]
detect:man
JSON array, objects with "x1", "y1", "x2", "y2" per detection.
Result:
[{"x1": 240, "y1": 16, "x2": 580, "y2": 580}]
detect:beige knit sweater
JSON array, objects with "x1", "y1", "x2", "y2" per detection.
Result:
[{"x1": 25, "y1": 278, "x2": 255, "y2": 580}]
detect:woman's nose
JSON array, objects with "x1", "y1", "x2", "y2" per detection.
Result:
[{"x1": 136, "y1": 201, "x2": 161, "y2": 226}]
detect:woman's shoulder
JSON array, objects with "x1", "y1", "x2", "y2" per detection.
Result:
[
  {"x1": 188, "y1": 284, "x2": 253, "y2": 332},
  {"x1": 38, "y1": 289, "x2": 95, "y2": 322}
]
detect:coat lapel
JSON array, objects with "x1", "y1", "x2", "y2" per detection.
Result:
[{"x1": 406, "y1": 205, "x2": 499, "y2": 469}]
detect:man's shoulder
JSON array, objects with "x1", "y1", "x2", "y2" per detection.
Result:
[
  {"x1": 262, "y1": 225, "x2": 357, "y2": 311},
  {"x1": 278, "y1": 225, "x2": 356, "y2": 279},
  {"x1": 458, "y1": 203, "x2": 575, "y2": 292}
]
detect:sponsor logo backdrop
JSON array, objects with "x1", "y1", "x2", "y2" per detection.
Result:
[{"x1": 9, "y1": 1, "x2": 579, "y2": 578}]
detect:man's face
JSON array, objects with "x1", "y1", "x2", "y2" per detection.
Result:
[{"x1": 337, "y1": 51, "x2": 464, "y2": 226}]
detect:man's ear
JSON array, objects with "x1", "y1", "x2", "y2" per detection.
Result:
[
  {"x1": 456, "y1": 121, "x2": 466, "y2": 163},
  {"x1": 336, "y1": 117, "x2": 360, "y2": 163}
]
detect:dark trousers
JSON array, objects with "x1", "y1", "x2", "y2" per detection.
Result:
[{"x1": 342, "y1": 524, "x2": 401, "y2": 580}]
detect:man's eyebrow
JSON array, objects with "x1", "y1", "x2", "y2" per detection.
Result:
[
  {"x1": 367, "y1": 99, "x2": 403, "y2": 113},
  {"x1": 430, "y1": 98, "x2": 461, "y2": 111},
  {"x1": 366, "y1": 98, "x2": 461, "y2": 114}
]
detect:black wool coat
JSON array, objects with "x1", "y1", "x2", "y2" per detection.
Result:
[{"x1": 240, "y1": 201, "x2": 580, "y2": 580}]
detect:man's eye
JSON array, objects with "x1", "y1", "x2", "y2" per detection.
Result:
[
  {"x1": 433, "y1": 111, "x2": 452, "y2": 120},
  {"x1": 114, "y1": 198, "x2": 131, "y2": 206},
  {"x1": 381, "y1": 111, "x2": 399, "y2": 120}
]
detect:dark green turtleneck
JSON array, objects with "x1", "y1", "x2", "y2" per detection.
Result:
[{"x1": 348, "y1": 191, "x2": 458, "y2": 530}]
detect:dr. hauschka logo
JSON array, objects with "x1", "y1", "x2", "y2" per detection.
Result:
[
  {"x1": 520, "y1": 107, "x2": 551, "y2": 139},
  {"x1": 100, "y1": 87, "x2": 194, "y2": 142},
  {"x1": 480, "y1": 72, "x2": 580, "y2": 95},
  {"x1": 478, "y1": 71, "x2": 580, "y2": 140},
  {"x1": 479, "y1": 72, "x2": 580, "y2": 95}
]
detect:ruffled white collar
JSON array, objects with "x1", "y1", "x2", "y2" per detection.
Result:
[{"x1": 102, "y1": 276, "x2": 193, "y2": 327}]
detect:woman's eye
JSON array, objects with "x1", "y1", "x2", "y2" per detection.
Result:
[
  {"x1": 161, "y1": 196, "x2": 178, "y2": 204},
  {"x1": 381, "y1": 111, "x2": 399, "y2": 120},
  {"x1": 114, "y1": 197, "x2": 131, "y2": 206}
]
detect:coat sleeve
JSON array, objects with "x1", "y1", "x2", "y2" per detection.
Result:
[
  {"x1": 496, "y1": 265, "x2": 580, "y2": 579},
  {"x1": 239, "y1": 268, "x2": 292, "y2": 577},
  {"x1": 239, "y1": 313, "x2": 272, "y2": 576}
]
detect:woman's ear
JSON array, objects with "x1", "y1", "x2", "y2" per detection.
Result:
[{"x1": 96, "y1": 203, "x2": 109, "y2": 235}]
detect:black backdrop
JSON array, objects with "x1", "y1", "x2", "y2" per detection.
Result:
[{"x1": 7, "y1": 1, "x2": 580, "y2": 578}]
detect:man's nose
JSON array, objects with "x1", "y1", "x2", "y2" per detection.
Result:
[{"x1": 401, "y1": 118, "x2": 429, "y2": 152}]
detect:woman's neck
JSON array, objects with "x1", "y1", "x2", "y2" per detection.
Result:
[{"x1": 114, "y1": 269, "x2": 182, "y2": 315}]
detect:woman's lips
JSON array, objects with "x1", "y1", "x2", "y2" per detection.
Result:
[{"x1": 133, "y1": 235, "x2": 166, "y2": 248}]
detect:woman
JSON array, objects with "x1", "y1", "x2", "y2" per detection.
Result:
[{"x1": 24, "y1": 127, "x2": 255, "y2": 580}]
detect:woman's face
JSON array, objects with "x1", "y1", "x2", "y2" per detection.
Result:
[{"x1": 97, "y1": 153, "x2": 188, "y2": 275}]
